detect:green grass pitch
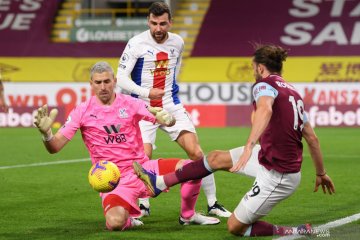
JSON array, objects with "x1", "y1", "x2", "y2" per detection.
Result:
[{"x1": 0, "y1": 127, "x2": 359, "y2": 239}]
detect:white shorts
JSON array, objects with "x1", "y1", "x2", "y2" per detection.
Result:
[
  {"x1": 139, "y1": 106, "x2": 196, "y2": 145},
  {"x1": 233, "y1": 165, "x2": 301, "y2": 224},
  {"x1": 229, "y1": 145, "x2": 261, "y2": 178}
]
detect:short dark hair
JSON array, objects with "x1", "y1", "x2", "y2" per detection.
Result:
[
  {"x1": 253, "y1": 44, "x2": 288, "y2": 74},
  {"x1": 148, "y1": 2, "x2": 172, "y2": 20}
]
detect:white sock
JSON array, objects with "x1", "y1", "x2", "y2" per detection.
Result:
[
  {"x1": 138, "y1": 198, "x2": 150, "y2": 208},
  {"x1": 243, "y1": 225, "x2": 252, "y2": 237},
  {"x1": 201, "y1": 173, "x2": 217, "y2": 206},
  {"x1": 156, "y1": 175, "x2": 167, "y2": 191},
  {"x1": 203, "y1": 155, "x2": 214, "y2": 172}
]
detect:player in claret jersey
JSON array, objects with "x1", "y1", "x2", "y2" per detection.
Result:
[
  {"x1": 116, "y1": 1, "x2": 230, "y2": 218},
  {"x1": 134, "y1": 44, "x2": 336, "y2": 237}
]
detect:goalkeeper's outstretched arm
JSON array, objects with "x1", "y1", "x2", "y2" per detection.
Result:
[{"x1": 34, "y1": 104, "x2": 69, "y2": 154}]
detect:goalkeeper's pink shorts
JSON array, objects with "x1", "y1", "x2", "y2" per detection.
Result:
[{"x1": 101, "y1": 158, "x2": 183, "y2": 217}]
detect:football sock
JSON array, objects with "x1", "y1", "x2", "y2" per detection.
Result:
[
  {"x1": 180, "y1": 179, "x2": 201, "y2": 219},
  {"x1": 156, "y1": 175, "x2": 167, "y2": 191},
  {"x1": 164, "y1": 159, "x2": 212, "y2": 187},
  {"x1": 248, "y1": 221, "x2": 274, "y2": 236},
  {"x1": 247, "y1": 221, "x2": 298, "y2": 236},
  {"x1": 274, "y1": 225, "x2": 298, "y2": 236},
  {"x1": 201, "y1": 173, "x2": 217, "y2": 207}
]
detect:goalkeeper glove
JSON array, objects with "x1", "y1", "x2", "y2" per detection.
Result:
[
  {"x1": 34, "y1": 104, "x2": 58, "y2": 141},
  {"x1": 148, "y1": 106, "x2": 175, "y2": 126},
  {"x1": 148, "y1": 106, "x2": 163, "y2": 115},
  {"x1": 156, "y1": 109, "x2": 176, "y2": 126}
]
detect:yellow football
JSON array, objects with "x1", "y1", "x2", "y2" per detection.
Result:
[{"x1": 88, "y1": 160, "x2": 120, "y2": 193}]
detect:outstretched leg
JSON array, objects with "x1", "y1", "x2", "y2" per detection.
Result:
[
  {"x1": 137, "y1": 159, "x2": 220, "y2": 225},
  {"x1": 133, "y1": 145, "x2": 261, "y2": 195}
]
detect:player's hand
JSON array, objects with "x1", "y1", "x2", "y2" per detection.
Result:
[
  {"x1": 149, "y1": 88, "x2": 164, "y2": 100},
  {"x1": 229, "y1": 146, "x2": 252, "y2": 172},
  {"x1": 155, "y1": 109, "x2": 175, "y2": 127},
  {"x1": 314, "y1": 174, "x2": 335, "y2": 195},
  {"x1": 34, "y1": 104, "x2": 58, "y2": 137}
]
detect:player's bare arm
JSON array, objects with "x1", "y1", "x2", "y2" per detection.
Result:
[
  {"x1": 230, "y1": 96, "x2": 274, "y2": 172},
  {"x1": 302, "y1": 122, "x2": 325, "y2": 174},
  {"x1": 302, "y1": 122, "x2": 335, "y2": 194},
  {"x1": 42, "y1": 132, "x2": 69, "y2": 154}
]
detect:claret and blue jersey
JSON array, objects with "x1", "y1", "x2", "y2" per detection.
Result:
[{"x1": 252, "y1": 75, "x2": 306, "y2": 173}]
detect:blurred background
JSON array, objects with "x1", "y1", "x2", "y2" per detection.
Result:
[{"x1": 0, "y1": 0, "x2": 359, "y2": 128}]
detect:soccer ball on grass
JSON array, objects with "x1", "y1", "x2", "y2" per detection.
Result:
[{"x1": 88, "y1": 160, "x2": 120, "y2": 193}]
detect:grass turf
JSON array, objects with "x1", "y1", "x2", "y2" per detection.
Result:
[{"x1": 0, "y1": 127, "x2": 359, "y2": 239}]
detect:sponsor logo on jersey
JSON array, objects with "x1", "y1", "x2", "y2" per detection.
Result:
[
  {"x1": 154, "y1": 59, "x2": 169, "y2": 69},
  {"x1": 150, "y1": 59, "x2": 170, "y2": 76},
  {"x1": 253, "y1": 85, "x2": 265, "y2": 98},
  {"x1": 103, "y1": 124, "x2": 121, "y2": 134},
  {"x1": 103, "y1": 124, "x2": 127, "y2": 144}
]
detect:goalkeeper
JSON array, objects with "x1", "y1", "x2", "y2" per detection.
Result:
[{"x1": 34, "y1": 61, "x2": 220, "y2": 231}]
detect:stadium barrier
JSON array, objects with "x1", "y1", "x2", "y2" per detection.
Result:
[
  {"x1": 2, "y1": 57, "x2": 359, "y2": 83},
  {"x1": 1, "y1": 82, "x2": 359, "y2": 128}
]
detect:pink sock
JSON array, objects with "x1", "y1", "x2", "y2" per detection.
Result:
[{"x1": 180, "y1": 179, "x2": 201, "y2": 219}]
